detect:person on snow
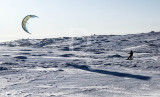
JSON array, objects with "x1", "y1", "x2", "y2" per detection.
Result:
[{"x1": 127, "y1": 50, "x2": 133, "y2": 60}]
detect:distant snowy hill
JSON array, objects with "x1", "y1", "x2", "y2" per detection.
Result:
[{"x1": 1, "y1": 31, "x2": 160, "y2": 52}]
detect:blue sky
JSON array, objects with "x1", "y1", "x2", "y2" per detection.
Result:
[{"x1": 0, "y1": 0, "x2": 160, "y2": 42}]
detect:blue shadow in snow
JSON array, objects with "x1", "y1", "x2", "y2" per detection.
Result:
[{"x1": 65, "y1": 63, "x2": 151, "y2": 80}]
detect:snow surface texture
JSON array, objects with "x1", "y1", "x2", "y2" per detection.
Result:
[{"x1": 0, "y1": 31, "x2": 160, "y2": 97}]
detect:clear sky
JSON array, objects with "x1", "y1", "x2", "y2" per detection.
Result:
[{"x1": 1, "y1": 0, "x2": 160, "y2": 42}]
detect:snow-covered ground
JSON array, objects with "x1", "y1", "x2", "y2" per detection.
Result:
[{"x1": 0, "y1": 31, "x2": 160, "y2": 97}]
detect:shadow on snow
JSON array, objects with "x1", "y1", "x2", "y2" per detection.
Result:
[{"x1": 65, "y1": 63, "x2": 151, "y2": 81}]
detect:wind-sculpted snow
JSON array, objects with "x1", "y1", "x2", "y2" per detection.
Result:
[
  {"x1": 0, "y1": 67, "x2": 8, "y2": 70},
  {"x1": 0, "y1": 31, "x2": 160, "y2": 96}
]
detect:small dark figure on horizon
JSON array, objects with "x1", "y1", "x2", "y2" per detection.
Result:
[{"x1": 127, "y1": 50, "x2": 133, "y2": 60}]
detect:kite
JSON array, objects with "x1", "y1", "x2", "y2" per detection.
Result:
[{"x1": 22, "y1": 15, "x2": 38, "y2": 34}]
